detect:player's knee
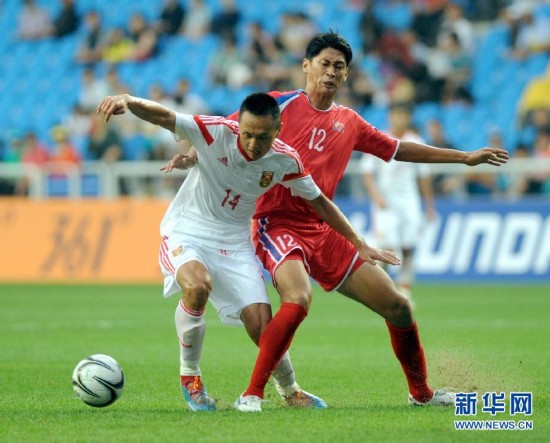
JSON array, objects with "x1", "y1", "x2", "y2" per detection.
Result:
[
  {"x1": 180, "y1": 278, "x2": 211, "y2": 307},
  {"x1": 280, "y1": 289, "x2": 311, "y2": 310},
  {"x1": 386, "y1": 293, "x2": 413, "y2": 326}
]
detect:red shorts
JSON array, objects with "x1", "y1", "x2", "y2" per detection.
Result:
[{"x1": 252, "y1": 217, "x2": 363, "y2": 291}]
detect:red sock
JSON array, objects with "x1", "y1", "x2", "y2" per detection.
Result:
[
  {"x1": 386, "y1": 321, "x2": 433, "y2": 402},
  {"x1": 244, "y1": 303, "x2": 307, "y2": 398}
]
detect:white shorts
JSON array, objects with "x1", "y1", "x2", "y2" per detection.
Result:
[
  {"x1": 159, "y1": 235, "x2": 269, "y2": 326},
  {"x1": 371, "y1": 203, "x2": 422, "y2": 250}
]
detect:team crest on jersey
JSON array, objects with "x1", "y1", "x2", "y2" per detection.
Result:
[
  {"x1": 172, "y1": 245, "x2": 183, "y2": 257},
  {"x1": 217, "y1": 157, "x2": 228, "y2": 166},
  {"x1": 259, "y1": 171, "x2": 274, "y2": 187},
  {"x1": 332, "y1": 120, "x2": 345, "y2": 133}
]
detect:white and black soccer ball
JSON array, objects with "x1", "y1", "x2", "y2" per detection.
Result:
[{"x1": 72, "y1": 354, "x2": 125, "y2": 407}]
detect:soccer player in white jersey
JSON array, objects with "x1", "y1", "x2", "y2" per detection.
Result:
[
  {"x1": 361, "y1": 104, "x2": 436, "y2": 299},
  {"x1": 96, "y1": 92, "x2": 400, "y2": 412}
]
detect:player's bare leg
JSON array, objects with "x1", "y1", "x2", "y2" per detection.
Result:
[
  {"x1": 397, "y1": 247, "x2": 415, "y2": 301},
  {"x1": 235, "y1": 260, "x2": 327, "y2": 411},
  {"x1": 338, "y1": 263, "x2": 454, "y2": 406},
  {"x1": 175, "y1": 261, "x2": 216, "y2": 411}
]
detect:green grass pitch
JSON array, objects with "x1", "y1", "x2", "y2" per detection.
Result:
[{"x1": 1, "y1": 284, "x2": 548, "y2": 442}]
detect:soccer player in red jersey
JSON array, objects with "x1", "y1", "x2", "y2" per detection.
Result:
[{"x1": 231, "y1": 32, "x2": 509, "y2": 412}]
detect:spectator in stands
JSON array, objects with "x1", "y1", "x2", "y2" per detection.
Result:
[
  {"x1": 76, "y1": 10, "x2": 106, "y2": 66},
  {"x1": 426, "y1": 31, "x2": 472, "y2": 103},
  {"x1": 244, "y1": 21, "x2": 291, "y2": 90},
  {"x1": 63, "y1": 103, "x2": 93, "y2": 150},
  {"x1": 149, "y1": 84, "x2": 177, "y2": 110},
  {"x1": 210, "y1": 0, "x2": 240, "y2": 41},
  {"x1": 78, "y1": 67, "x2": 109, "y2": 113},
  {"x1": 410, "y1": 0, "x2": 446, "y2": 47},
  {"x1": 358, "y1": 0, "x2": 385, "y2": 54},
  {"x1": 507, "y1": 2, "x2": 550, "y2": 60},
  {"x1": 87, "y1": 114, "x2": 129, "y2": 194},
  {"x1": 247, "y1": 21, "x2": 276, "y2": 67},
  {"x1": 102, "y1": 27, "x2": 135, "y2": 64},
  {"x1": 518, "y1": 62, "x2": 550, "y2": 122},
  {"x1": 210, "y1": 36, "x2": 252, "y2": 89},
  {"x1": 340, "y1": 64, "x2": 376, "y2": 108},
  {"x1": 275, "y1": 12, "x2": 318, "y2": 63},
  {"x1": 172, "y1": 78, "x2": 209, "y2": 115},
  {"x1": 532, "y1": 130, "x2": 550, "y2": 192},
  {"x1": 105, "y1": 67, "x2": 130, "y2": 96},
  {"x1": 156, "y1": 0, "x2": 186, "y2": 36},
  {"x1": 51, "y1": 0, "x2": 79, "y2": 38},
  {"x1": 182, "y1": 0, "x2": 212, "y2": 40},
  {"x1": 15, "y1": 132, "x2": 50, "y2": 195},
  {"x1": 438, "y1": 2, "x2": 475, "y2": 53},
  {"x1": 49, "y1": 125, "x2": 81, "y2": 174},
  {"x1": 511, "y1": 132, "x2": 550, "y2": 195},
  {"x1": 17, "y1": 0, "x2": 52, "y2": 40},
  {"x1": 128, "y1": 13, "x2": 159, "y2": 61},
  {"x1": 425, "y1": 118, "x2": 462, "y2": 196},
  {"x1": 470, "y1": 0, "x2": 510, "y2": 22}
]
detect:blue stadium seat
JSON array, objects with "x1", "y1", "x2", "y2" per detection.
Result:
[{"x1": 373, "y1": 1, "x2": 413, "y2": 32}]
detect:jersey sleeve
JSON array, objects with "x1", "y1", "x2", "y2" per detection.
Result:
[
  {"x1": 353, "y1": 114, "x2": 400, "y2": 162},
  {"x1": 281, "y1": 174, "x2": 322, "y2": 201},
  {"x1": 174, "y1": 113, "x2": 218, "y2": 150}
]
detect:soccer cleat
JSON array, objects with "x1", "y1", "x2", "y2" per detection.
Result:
[
  {"x1": 408, "y1": 388, "x2": 456, "y2": 407},
  {"x1": 234, "y1": 394, "x2": 263, "y2": 412},
  {"x1": 181, "y1": 376, "x2": 216, "y2": 411},
  {"x1": 275, "y1": 382, "x2": 328, "y2": 409}
]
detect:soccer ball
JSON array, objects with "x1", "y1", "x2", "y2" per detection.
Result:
[{"x1": 72, "y1": 354, "x2": 125, "y2": 407}]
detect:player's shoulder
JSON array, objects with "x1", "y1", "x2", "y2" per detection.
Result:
[
  {"x1": 270, "y1": 138, "x2": 302, "y2": 162},
  {"x1": 333, "y1": 102, "x2": 364, "y2": 119},
  {"x1": 268, "y1": 89, "x2": 304, "y2": 109},
  {"x1": 196, "y1": 115, "x2": 239, "y2": 134}
]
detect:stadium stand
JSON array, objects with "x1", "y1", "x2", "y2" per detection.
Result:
[{"x1": 1, "y1": 0, "x2": 549, "y2": 198}]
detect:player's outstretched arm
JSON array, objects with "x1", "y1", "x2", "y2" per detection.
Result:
[
  {"x1": 307, "y1": 194, "x2": 400, "y2": 266},
  {"x1": 160, "y1": 150, "x2": 198, "y2": 172},
  {"x1": 97, "y1": 94, "x2": 176, "y2": 132},
  {"x1": 395, "y1": 141, "x2": 509, "y2": 166}
]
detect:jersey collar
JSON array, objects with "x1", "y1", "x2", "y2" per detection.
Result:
[{"x1": 300, "y1": 89, "x2": 335, "y2": 112}]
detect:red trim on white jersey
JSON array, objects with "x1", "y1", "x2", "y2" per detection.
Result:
[
  {"x1": 271, "y1": 139, "x2": 305, "y2": 173},
  {"x1": 200, "y1": 116, "x2": 240, "y2": 135},
  {"x1": 193, "y1": 115, "x2": 214, "y2": 145},
  {"x1": 282, "y1": 170, "x2": 310, "y2": 181}
]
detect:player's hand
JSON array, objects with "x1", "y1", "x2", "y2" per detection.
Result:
[
  {"x1": 464, "y1": 148, "x2": 509, "y2": 167},
  {"x1": 356, "y1": 241, "x2": 401, "y2": 266},
  {"x1": 160, "y1": 152, "x2": 197, "y2": 172},
  {"x1": 96, "y1": 94, "x2": 130, "y2": 123}
]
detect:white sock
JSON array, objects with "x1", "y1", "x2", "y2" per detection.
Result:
[
  {"x1": 175, "y1": 300, "x2": 205, "y2": 376},
  {"x1": 272, "y1": 351, "x2": 296, "y2": 391}
]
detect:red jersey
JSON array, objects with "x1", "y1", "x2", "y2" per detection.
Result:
[{"x1": 251, "y1": 90, "x2": 399, "y2": 222}]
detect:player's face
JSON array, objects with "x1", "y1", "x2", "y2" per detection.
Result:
[
  {"x1": 238, "y1": 111, "x2": 280, "y2": 161},
  {"x1": 303, "y1": 47, "x2": 348, "y2": 95}
]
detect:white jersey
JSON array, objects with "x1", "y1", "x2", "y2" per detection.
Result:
[
  {"x1": 360, "y1": 130, "x2": 430, "y2": 207},
  {"x1": 160, "y1": 113, "x2": 321, "y2": 249}
]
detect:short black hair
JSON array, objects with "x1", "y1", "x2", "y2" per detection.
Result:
[
  {"x1": 239, "y1": 93, "x2": 281, "y2": 126},
  {"x1": 305, "y1": 32, "x2": 353, "y2": 66}
]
